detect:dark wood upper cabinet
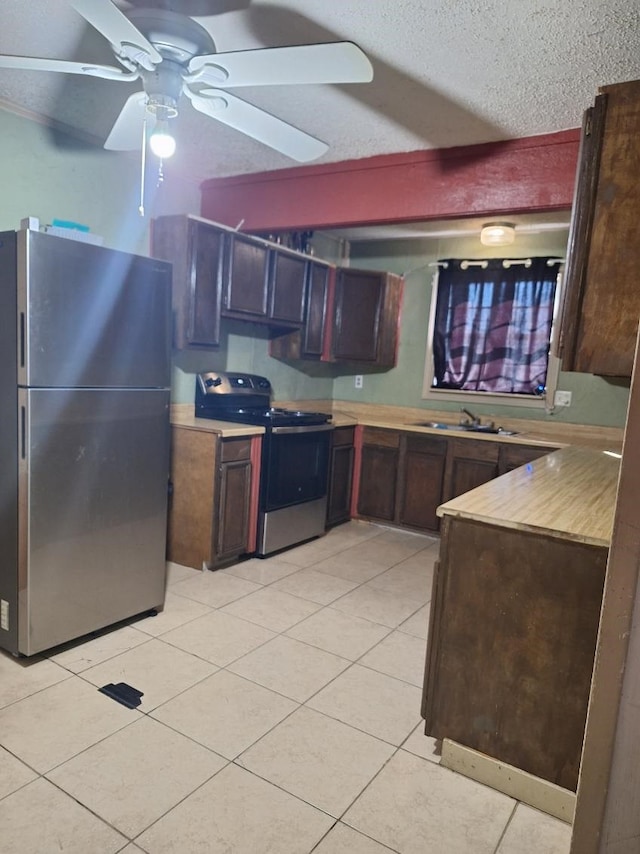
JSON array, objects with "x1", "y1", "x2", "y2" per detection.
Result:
[
  {"x1": 269, "y1": 248, "x2": 307, "y2": 326},
  {"x1": 559, "y1": 79, "x2": 640, "y2": 377},
  {"x1": 151, "y1": 215, "x2": 224, "y2": 349},
  {"x1": 223, "y1": 233, "x2": 270, "y2": 320},
  {"x1": 332, "y1": 268, "x2": 384, "y2": 361}
]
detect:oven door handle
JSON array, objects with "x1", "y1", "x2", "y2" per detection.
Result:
[{"x1": 270, "y1": 423, "x2": 334, "y2": 435}]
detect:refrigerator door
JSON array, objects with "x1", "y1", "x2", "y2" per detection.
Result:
[
  {"x1": 18, "y1": 230, "x2": 171, "y2": 389},
  {"x1": 18, "y1": 387, "x2": 170, "y2": 655}
]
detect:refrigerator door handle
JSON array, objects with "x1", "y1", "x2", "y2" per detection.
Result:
[
  {"x1": 19, "y1": 312, "x2": 25, "y2": 369},
  {"x1": 20, "y1": 405, "x2": 26, "y2": 459}
]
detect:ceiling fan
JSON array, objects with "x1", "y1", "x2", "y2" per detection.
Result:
[{"x1": 0, "y1": 0, "x2": 373, "y2": 162}]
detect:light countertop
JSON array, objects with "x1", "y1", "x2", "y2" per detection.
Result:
[
  {"x1": 437, "y1": 445, "x2": 620, "y2": 546},
  {"x1": 170, "y1": 405, "x2": 264, "y2": 438}
]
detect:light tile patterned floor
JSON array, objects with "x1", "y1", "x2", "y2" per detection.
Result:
[{"x1": 0, "y1": 521, "x2": 572, "y2": 854}]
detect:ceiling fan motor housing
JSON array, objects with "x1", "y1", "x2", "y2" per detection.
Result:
[{"x1": 142, "y1": 61, "x2": 183, "y2": 116}]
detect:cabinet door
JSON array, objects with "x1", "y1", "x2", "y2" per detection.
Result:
[
  {"x1": 215, "y1": 439, "x2": 252, "y2": 565},
  {"x1": 303, "y1": 262, "x2": 330, "y2": 357},
  {"x1": 223, "y1": 234, "x2": 270, "y2": 320},
  {"x1": 269, "y1": 249, "x2": 306, "y2": 325},
  {"x1": 327, "y1": 427, "x2": 355, "y2": 527},
  {"x1": 443, "y1": 438, "x2": 500, "y2": 502},
  {"x1": 560, "y1": 80, "x2": 640, "y2": 377},
  {"x1": 332, "y1": 268, "x2": 384, "y2": 361},
  {"x1": 151, "y1": 216, "x2": 223, "y2": 349},
  {"x1": 399, "y1": 435, "x2": 447, "y2": 532},
  {"x1": 357, "y1": 428, "x2": 400, "y2": 521}
]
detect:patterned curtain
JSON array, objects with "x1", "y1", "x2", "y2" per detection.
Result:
[{"x1": 432, "y1": 257, "x2": 557, "y2": 394}]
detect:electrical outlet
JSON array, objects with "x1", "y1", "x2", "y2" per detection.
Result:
[
  {"x1": 354, "y1": 375, "x2": 363, "y2": 389},
  {"x1": 554, "y1": 390, "x2": 572, "y2": 407}
]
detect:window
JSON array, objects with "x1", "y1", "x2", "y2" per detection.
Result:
[{"x1": 423, "y1": 256, "x2": 563, "y2": 407}]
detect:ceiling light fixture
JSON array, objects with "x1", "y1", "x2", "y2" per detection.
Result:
[
  {"x1": 149, "y1": 118, "x2": 176, "y2": 158},
  {"x1": 480, "y1": 222, "x2": 516, "y2": 246}
]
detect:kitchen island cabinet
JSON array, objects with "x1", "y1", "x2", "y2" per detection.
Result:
[
  {"x1": 422, "y1": 446, "x2": 618, "y2": 792},
  {"x1": 559, "y1": 78, "x2": 640, "y2": 377}
]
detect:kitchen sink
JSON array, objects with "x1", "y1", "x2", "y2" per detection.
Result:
[{"x1": 411, "y1": 421, "x2": 518, "y2": 436}]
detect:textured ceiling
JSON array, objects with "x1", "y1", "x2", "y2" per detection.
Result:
[{"x1": 0, "y1": 0, "x2": 639, "y2": 183}]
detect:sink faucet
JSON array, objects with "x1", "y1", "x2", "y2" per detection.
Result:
[{"x1": 460, "y1": 407, "x2": 480, "y2": 426}]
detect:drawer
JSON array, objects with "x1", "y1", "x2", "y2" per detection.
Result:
[
  {"x1": 448, "y1": 437, "x2": 500, "y2": 462},
  {"x1": 220, "y1": 437, "x2": 252, "y2": 462},
  {"x1": 362, "y1": 427, "x2": 400, "y2": 448},
  {"x1": 404, "y1": 433, "x2": 447, "y2": 455},
  {"x1": 332, "y1": 426, "x2": 355, "y2": 446}
]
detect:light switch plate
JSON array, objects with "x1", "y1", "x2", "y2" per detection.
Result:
[{"x1": 554, "y1": 390, "x2": 572, "y2": 407}]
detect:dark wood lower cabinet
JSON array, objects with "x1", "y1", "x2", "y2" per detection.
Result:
[
  {"x1": 398, "y1": 435, "x2": 447, "y2": 532},
  {"x1": 214, "y1": 439, "x2": 252, "y2": 566},
  {"x1": 443, "y1": 438, "x2": 500, "y2": 502},
  {"x1": 326, "y1": 427, "x2": 355, "y2": 527},
  {"x1": 422, "y1": 516, "x2": 606, "y2": 792},
  {"x1": 167, "y1": 426, "x2": 255, "y2": 570},
  {"x1": 357, "y1": 428, "x2": 400, "y2": 521}
]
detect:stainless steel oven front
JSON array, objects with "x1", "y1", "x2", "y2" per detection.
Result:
[{"x1": 257, "y1": 422, "x2": 334, "y2": 557}]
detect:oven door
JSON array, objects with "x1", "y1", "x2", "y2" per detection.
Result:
[{"x1": 261, "y1": 424, "x2": 333, "y2": 511}]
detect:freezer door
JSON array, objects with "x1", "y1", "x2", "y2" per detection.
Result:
[
  {"x1": 18, "y1": 388, "x2": 170, "y2": 655},
  {"x1": 18, "y1": 230, "x2": 171, "y2": 389}
]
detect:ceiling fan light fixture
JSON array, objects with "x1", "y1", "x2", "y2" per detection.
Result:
[
  {"x1": 480, "y1": 222, "x2": 516, "y2": 246},
  {"x1": 149, "y1": 118, "x2": 176, "y2": 158}
]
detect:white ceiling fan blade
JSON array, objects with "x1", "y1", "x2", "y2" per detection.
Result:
[
  {"x1": 0, "y1": 54, "x2": 137, "y2": 81},
  {"x1": 187, "y1": 88, "x2": 328, "y2": 162},
  {"x1": 70, "y1": 0, "x2": 162, "y2": 69},
  {"x1": 104, "y1": 92, "x2": 148, "y2": 150},
  {"x1": 188, "y1": 42, "x2": 373, "y2": 88}
]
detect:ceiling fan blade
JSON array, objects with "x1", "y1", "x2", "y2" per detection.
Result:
[
  {"x1": 188, "y1": 42, "x2": 373, "y2": 88},
  {"x1": 70, "y1": 0, "x2": 162, "y2": 69},
  {"x1": 186, "y1": 88, "x2": 328, "y2": 162},
  {"x1": 104, "y1": 92, "x2": 148, "y2": 150},
  {"x1": 0, "y1": 54, "x2": 137, "y2": 81}
]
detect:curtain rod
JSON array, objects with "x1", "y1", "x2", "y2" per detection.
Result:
[{"x1": 427, "y1": 257, "x2": 565, "y2": 270}]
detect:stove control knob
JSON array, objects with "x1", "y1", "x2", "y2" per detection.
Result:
[
  {"x1": 257, "y1": 379, "x2": 270, "y2": 389},
  {"x1": 205, "y1": 376, "x2": 222, "y2": 388}
]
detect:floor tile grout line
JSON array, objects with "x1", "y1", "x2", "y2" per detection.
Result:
[{"x1": 492, "y1": 799, "x2": 519, "y2": 853}]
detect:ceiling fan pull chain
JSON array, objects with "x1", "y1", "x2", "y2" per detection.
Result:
[{"x1": 138, "y1": 116, "x2": 147, "y2": 217}]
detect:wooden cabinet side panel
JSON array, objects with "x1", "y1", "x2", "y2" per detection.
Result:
[
  {"x1": 168, "y1": 427, "x2": 215, "y2": 569},
  {"x1": 327, "y1": 442, "x2": 355, "y2": 526},
  {"x1": 426, "y1": 518, "x2": 606, "y2": 791},
  {"x1": 151, "y1": 216, "x2": 190, "y2": 349},
  {"x1": 377, "y1": 273, "x2": 404, "y2": 368},
  {"x1": 303, "y1": 262, "x2": 330, "y2": 357},
  {"x1": 558, "y1": 98, "x2": 607, "y2": 367},
  {"x1": 189, "y1": 225, "x2": 224, "y2": 347},
  {"x1": 576, "y1": 81, "x2": 640, "y2": 376}
]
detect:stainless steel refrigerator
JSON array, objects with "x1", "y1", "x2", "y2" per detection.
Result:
[{"x1": 0, "y1": 228, "x2": 172, "y2": 656}]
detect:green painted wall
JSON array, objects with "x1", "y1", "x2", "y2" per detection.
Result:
[
  {"x1": 2, "y1": 109, "x2": 630, "y2": 425},
  {"x1": 333, "y1": 232, "x2": 630, "y2": 427}
]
